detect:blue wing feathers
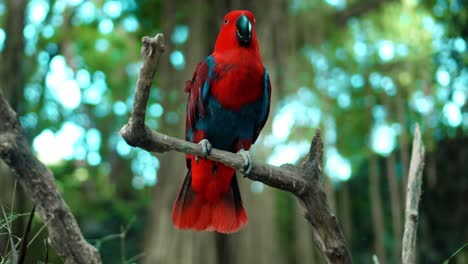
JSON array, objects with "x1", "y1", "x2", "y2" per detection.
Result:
[
  {"x1": 262, "y1": 69, "x2": 270, "y2": 121},
  {"x1": 202, "y1": 56, "x2": 215, "y2": 103},
  {"x1": 252, "y1": 68, "x2": 271, "y2": 143}
]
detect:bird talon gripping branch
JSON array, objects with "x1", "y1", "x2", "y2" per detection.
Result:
[
  {"x1": 237, "y1": 149, "x2": 252, "y2": 176},
  {"x1": 199, "y1": 139, "x2": 212, "y2": 158},
  {"x1": 195, "y1": 139, "x2": 212, "y2": 163}
]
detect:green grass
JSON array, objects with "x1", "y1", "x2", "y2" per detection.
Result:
[{"x1": 0, "y1": 182, "x2": 45, "y2": 264}]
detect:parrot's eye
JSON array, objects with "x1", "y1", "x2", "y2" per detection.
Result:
[{"x1": 224, "y1": 19, "x2": 228, "y2": 24}]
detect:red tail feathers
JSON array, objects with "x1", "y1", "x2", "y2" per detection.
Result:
[{"x1": 172, "y1": 164, "x2": 247, "y2": 234}]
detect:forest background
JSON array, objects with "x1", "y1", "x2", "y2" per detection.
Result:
[{"x1": 0, "y1": 0, "x2": 467, "y2": 263}]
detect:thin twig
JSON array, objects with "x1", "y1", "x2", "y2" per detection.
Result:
[
  {"x1": 91, "y1": 216, "x2": 135, "y2": 256},
  {"x1": 372, "y1": 254, "x2": 380, "y2": 264},
  {"x1": 27, "y1": 214, "x2": 53, "y2": 248},
  {"x1": 10, "y1": 180, "x2": 17, "y2": 219},
  {"x1": 125, "y1": 252, "x2": 146, "y2": 263},
  {"x1": 443, "y1": 242, "x2": 468, "y2": 264},
  {"x1": 401, "y1": 124, "x2": 425, "y2": 264}
]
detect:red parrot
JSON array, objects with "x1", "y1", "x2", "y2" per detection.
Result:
[{"x1": 172, "y1": 10, "x2": 271, "y2": 234}]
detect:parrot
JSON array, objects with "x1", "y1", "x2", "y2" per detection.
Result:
[{"x1": 172, "y1": 10, "x2": 271, "y2": 234}]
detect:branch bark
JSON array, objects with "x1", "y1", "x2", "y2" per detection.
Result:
[
  {"x1": 401, "y1": 124, "x2": 425, "y2": 264},
  {"x1": 120, "y1": 34, "x2": 352, "y2": 263},
  {"x1": 0, "y1": 94, "x2": 101, "y2": 263}
]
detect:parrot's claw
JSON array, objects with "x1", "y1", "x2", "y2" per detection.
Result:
[
  {"x1": 237, "y1": 149, "x2": 252, "y2": 176},
  {"x1": 199, "y1": 139, "x2": 212, "y2": 157},
  {"x1": 195, "y1": 139, "x2": 212, "y2": 163}
]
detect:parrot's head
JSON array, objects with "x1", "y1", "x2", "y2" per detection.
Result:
[{"x1": 214, "y1": 10, "x2": 259, "y2": 53}]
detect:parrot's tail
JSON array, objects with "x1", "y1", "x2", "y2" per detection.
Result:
[{"x1": 172, "y1": 170, "x2": 248, "y2": 234}]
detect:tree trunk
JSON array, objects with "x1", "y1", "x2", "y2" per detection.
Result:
[
  {"x1": 385, "y1": 153, "x2": 402, "y2": 262},
  {"x1": 382, "y1": 91, "x2": 403, "y2": 262},
  {"x1": 0, "y1": 0, "x2": 26, "y2": 111},
  {"x1": 226, "y1": 186, "x2": 280, "y2": 264},
  {"x1": 142, "y1": 1, "x2": 217, "y2": 263},
  {"x1": 0, "y1": 0, "x2": 27, "y2": 252},
  {"x1": 365, "y1": 84, "x2": 387, "y2": 264},
  {"x1": 369, "y1": 154, "x2": 387, "y2": 264},
  {"x1": 396, "y1": 89, "x2": 409, "y2": 195},
  {"x1": 339, "y1": 183, "x2": 353, "y2": 249},
  {"x1": 294, "y1": 199, "x2": 318, "y2": 263},
  {"x1": 427, "y1": 155, "x2": 437, "y2": 188}
]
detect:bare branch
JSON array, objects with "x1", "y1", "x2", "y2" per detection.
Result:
[
  {"x1": 120, "y1": 34, "x2": 352, "y2": 264},
  {"x1": 0, "y1": 94, "x2": 101, "y2": 263},
  {"x1": 132, "y1": 34, "x2": 166, "y2": 127},
  {"x1": 401, "y1": 124, "x2": 425, "y2": 264}
]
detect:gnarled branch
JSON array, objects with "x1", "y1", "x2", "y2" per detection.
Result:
[
  {"x1": 120, "y1": 34, "x2": 352, "y2": 264},
  {"x1": 0, "y1": 93, "x2": 101, "y2": 263}
]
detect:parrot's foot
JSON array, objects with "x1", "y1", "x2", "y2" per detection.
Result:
[
  {"x1": 237, "y1": 149, "x2": 252, "y2": 176},
  {"x1": 195, "y1": 139, "x2": 212, "y2": 163}
]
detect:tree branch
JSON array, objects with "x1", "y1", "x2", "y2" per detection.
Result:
[
  {"x1": 120, "y1": 34, "x2": 352, "y2": 264},
  {"x1": 401, "y1": 124, "x2": 425, "y2": 264},
  {"x1": 0, "y1": 94, "x2": 101, "y2": 263}
]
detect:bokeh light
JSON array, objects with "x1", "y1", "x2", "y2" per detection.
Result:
[
  {"x1": 170, "y1": 50, "x2": 185, "y2": 70},
  {"x1": 103, "y1": 1, "x2": 122, "y2": 19},
  {"x1": 325, "y1": 148, "x2": 352, "y2": 181},
  {"x1": 27, "y1": 0, "x2": 49, "y2": 24},
  {"x1": 33, "y1": 122, "x2": 85, "y2": 164},
  {"x1": 172, "y1": 25, "x2": 189, "y2": 45},
  {"x1": 378, "y1": 40, "x2": 395, "y2": 62},
  {"x1": 370, "y1": 124, "x2": 397, "y2": 156},
  {"x1": 443, "y1": 102, "x2": 462, "y2": 127}
]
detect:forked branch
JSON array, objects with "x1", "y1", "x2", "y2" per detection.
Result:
[{"x1": 120, "y1": 34, "x2": 352, "y2": 264}]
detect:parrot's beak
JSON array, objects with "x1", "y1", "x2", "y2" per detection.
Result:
[{"x1": 236, "y1": 14, "x2": 252, "y2": 46}]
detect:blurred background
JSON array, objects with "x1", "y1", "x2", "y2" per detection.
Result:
[{"x1": 0, "y1": 0, "x2": 467, "y2": 263}]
